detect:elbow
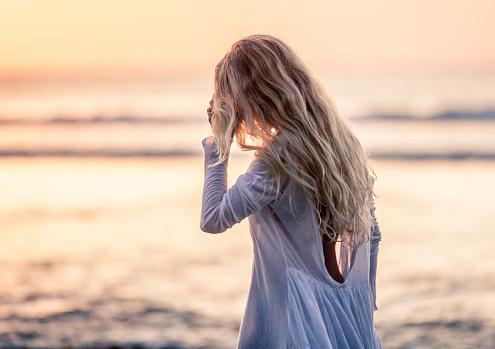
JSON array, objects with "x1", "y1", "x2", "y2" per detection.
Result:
[
  {"x1": 200, "y1": 206, "x2": 230, "y2": 234},
  {"x1": 371, "y1": 232, "x2": 382, "y2": 243},
  {"x1": 370, "y1": 223, "x2": 382, "y2": 243},
  {"x1": 200, "y1": 218, "x2": 225, "y2": 234}
]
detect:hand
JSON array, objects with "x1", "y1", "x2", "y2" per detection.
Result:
[{"x1": 207, "y1": 98, "x2": 214, "y2": 124}]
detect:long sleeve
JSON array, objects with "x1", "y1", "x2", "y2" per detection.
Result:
[
  {"x1": 369, "y1": 198, "x2": 381, "y2": 311},
  {"x1": 200, "y1": 136, "x2": 278, "y2": 234}
]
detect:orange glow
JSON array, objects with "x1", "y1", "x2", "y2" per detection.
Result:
[{"x1": 0, "y1": 0, "x2": 494, "y2": 77}]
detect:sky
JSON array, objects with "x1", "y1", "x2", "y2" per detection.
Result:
[{"x1": 0, "y1": 0, "x2": 494, "y2": 77}]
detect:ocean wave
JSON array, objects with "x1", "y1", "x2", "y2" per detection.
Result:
[
  {"x1": 0, "y1": 116, "x2": 206, "y2": 125},
  {"x1": 0, "y1": 149, "x2": 201, "y2": 157},
  {"x1": 0, "y1": 108, "x2": 495, "y2": 125},
  {"x1": 0, "y1": 149, "x2": 494, "y2": 160},
  {"x1": 351, "y1": 109, "x2": 495, "y2": 121},
  {"x1": 369, "y1": 152, "x2": 495, "y2": 160}
]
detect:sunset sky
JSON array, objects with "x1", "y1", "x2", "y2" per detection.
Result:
[{"x1": 0, "y1": 0, "x2": 494, "y2": 77}]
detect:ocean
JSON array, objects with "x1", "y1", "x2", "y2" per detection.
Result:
[
  {"x1": 1, "y1": 71, "x2": 494, "y2": 158},
  {"x1": 1, "y1": 71, "x2": 495, "y2": 348}
]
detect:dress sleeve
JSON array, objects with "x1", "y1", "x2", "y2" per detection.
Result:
[
  {"x1": 200, "y1": 136, "x2": 278, "y2": 234},
  {"x1": 369, "y1": 198, "x2": 382, "y2": 311}
]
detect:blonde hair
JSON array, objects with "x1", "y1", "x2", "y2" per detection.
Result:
[{"x1": 210, "y1": 34, "x2": 375, "y2": 246}]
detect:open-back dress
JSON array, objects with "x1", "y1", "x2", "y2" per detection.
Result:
[{"x1": 200, "y1": 136, "x2": 382, "y2": 349}]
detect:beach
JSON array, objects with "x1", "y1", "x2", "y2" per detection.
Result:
[
  {"x1": 0, "y1": 72, "x2": 494, "y2": 348},
  {"x1": 1, "y1": 0, "x2": 494, "y2": 345},
  {"x1": 0, "y1": 155, "x2": 494, "y2": 348}
]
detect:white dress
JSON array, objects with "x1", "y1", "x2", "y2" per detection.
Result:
[{"x1": 200, "y1": 136, "x2": 382, "y2": 349}]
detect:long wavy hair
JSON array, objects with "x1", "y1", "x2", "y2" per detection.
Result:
[{"x1": 210, "y1": 34, "x2": 375, "y2": 246}]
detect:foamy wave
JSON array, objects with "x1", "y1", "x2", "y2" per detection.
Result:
[
  {"x1": 351, "y1": 109, "x2": 495, "y2": 121},
  {"x1": 0, "y1": 116, "x2": 206, "y2": 124},
  {"x1": 0, "y1": 148, "x2": 494, "y2": 160},
  {"x1": 1, "y1": 108, "x2": 494, "y2": 125},
  {"x1": 0, "y1": 149, "x2": 202, "y2": 157}
]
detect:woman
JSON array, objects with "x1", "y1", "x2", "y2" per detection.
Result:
[{"x1": 200, "y1": 34, "x2": 382, "y2": 348}]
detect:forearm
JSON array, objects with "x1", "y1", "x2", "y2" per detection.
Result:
[
  {"x1": 199, "y1": 136, "x2": 278, "y2": 234},
  {"x1": 369, "y1": 202, "x2": 381, "y2": 311},
  {"x1": 200, "y1": 137, "x2": 230, "y2": 233},
  {"x1": 369, "y1": 244, "x2": 379, "y2": 310}
]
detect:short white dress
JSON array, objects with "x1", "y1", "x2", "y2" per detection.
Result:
[{"x1": 200, "y1": 136, "x2": 382, "y2": 349}]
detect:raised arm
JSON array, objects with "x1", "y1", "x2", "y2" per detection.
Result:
[
  {"x1": 369, "y1": 198, "x2": 382, "y2": 311},
  {"x1": 200, "y1": 136, "x2": 278, "y2": 234}
]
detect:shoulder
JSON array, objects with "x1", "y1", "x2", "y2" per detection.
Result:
[
  {"x1": 247, "y1": 155, "x2": 269, "y2": 173},
  {"x1": 246, "y1": 137, "x2": 285, "y2": 173},
  {"x1": 201, "y1": 136, "x2": 216, "y2": 149}
]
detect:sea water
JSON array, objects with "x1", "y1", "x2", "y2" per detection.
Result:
[
  {"x1": 0, "y1": 71, "x2": 494, "y2": 158},
  {"x1": 1, "y1": 71, "x2": 495, "y2": 348}
]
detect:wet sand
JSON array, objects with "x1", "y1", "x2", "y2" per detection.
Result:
[{"x1": 0, "y1": 156, "x2": 494, "y2": 348}]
